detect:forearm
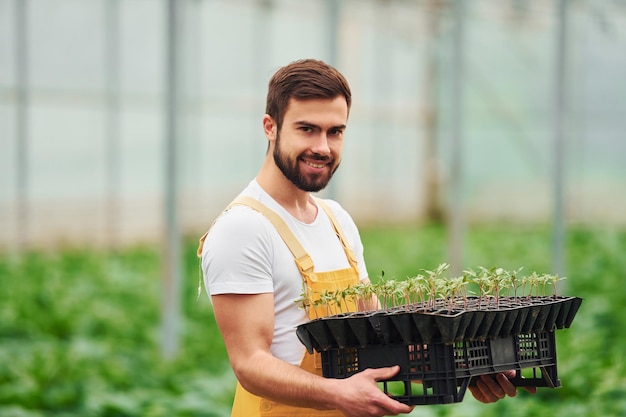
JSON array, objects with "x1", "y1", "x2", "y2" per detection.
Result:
[
  {"x1": 233, "y1": 349, "x2": 412, "y2": 417},
  {"x1": 233, "y1": 349, "x2": 339, "y2": 410},
  {"x1": 212, "y1": 294, "x2": 412, "y2": 416}
]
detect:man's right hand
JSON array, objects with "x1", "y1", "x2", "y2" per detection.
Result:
[{"x1": 332, "y1": 366, "x2": 415, "y2": 417}]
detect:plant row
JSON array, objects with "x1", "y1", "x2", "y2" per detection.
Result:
[{"x1": 298, "y1": 263, "x2": 567, "y2": 318}]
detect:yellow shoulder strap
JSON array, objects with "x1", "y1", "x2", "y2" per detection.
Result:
[
  {"x1": 315, "y1": 198, "x2": 359, "y2": 271},
  {"x1": 197, "y1": 196, "x2": 360, "y2": 277},
  {"x1": 197, "y1": 196, "x2": 314, "y2": 275}
]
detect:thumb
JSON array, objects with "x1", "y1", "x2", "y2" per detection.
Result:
[{"x1": 367, "y1": 365, "x2": 402, "y2": 381}]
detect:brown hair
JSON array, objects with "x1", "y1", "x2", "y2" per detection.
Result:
[{"x1": 265, "y1": 59, "x2": 352, "y2": 130}]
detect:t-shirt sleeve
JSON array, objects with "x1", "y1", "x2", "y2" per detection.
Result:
[{"x1": 201, "y1": 207, "x2": 275, "y2": 296}]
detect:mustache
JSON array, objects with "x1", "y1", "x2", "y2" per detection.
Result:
[{"x1": 303, "y1": 153, "x2": 331, "y2": 161}]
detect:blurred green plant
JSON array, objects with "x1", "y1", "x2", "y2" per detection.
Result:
[
  {"x1": 0, "y1": 246, "x2": 232, "y2": 417},
  {"x1": 362, "y1": 224, "x2": 626, "y2": 417},
  {"x1": 0, "y1": 224, "x2": 624, "y2": 417}
]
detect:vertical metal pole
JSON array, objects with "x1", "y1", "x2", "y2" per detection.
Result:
[
  {"x1": 326, "y1": 0, "x2": 340, "y2": 201},
  {"x1": 162, "y1": 0, "x2": 181, "y2": 359},
  {"x1": 251, "y1": 0, "x2": 272, "y2": 176},
  {"x1": 326, "y1": 0, "x2": 339, "y2": 68},
  {"x1": 253, "y1": 0, "x2": 272, "y2": 85},
  {"x1": 448, "y1": 0, "x2": 465, "y2": 275},
  {"x1": 105, "y1": 0, "x2": 121, "y2": 248},
  {"x1": 188, "y1": 0, "x2": 203, "y2": 198},
  {"x1": 422, "y1": 0, "x2": 444, "y2": 223},
  {"x1": 15, "y1": 0, "x2": 29, "y2": 253},
  {"x1": 553, "y1": 0, "x2": 568, "y2": 278}
]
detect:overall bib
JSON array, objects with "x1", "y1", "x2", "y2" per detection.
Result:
[{"x1": 198, "y1": 196, "x2": 361, "y2": 417}]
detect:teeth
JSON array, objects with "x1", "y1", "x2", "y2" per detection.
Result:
[{"x1": 305, "y1": 161, "x2": 325, "y2": 168}]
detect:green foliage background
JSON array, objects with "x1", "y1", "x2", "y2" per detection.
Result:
[{"x1": 1, "y1": 225, "x2": 624, "y2": 417}]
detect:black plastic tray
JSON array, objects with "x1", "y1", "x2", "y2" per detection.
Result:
[
  {"x1": 321, "y1": 331, "x2": 561, "y2": 405},
  {"x1": 296, "y1": 296, "x2": 582, "y2": 353}
]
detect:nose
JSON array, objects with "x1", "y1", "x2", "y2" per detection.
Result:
[{"x1": 310, "y1": 132, "x2": 331, "y2": 155}]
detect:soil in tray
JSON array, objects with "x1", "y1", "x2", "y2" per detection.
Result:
[{"x1": 297, "y1": 296, "x2": 582, "y2": 352}]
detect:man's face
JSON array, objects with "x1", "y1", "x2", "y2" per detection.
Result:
[{"x1": 272, "y1": 97, "x2": 348, "y2": 192}]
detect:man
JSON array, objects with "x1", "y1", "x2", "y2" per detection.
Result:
[{"x1": 198, "y1": 59, "x2": 531, "y2": 417}]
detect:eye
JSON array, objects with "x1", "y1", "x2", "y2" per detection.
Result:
[
  {"x1": 299, "y1": 126, "x2": 313, "y2": 133},
  {"x1": 329, "y1": 129, "x2": 344, "y2": 137}
]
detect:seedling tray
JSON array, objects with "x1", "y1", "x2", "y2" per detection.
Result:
[
  {"x1": 296, "y1": 296, "x2": 582, "y2": 405},
  {"x1": 297, "y1": 296, "x2": 582, "y2": 351},
  {"x1": 321, "y1": 331, "x2": 560, "y2": 405}
]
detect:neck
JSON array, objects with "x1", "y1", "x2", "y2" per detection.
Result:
[{"x1": 256, "y1": 159, "x2": 317, "y2": 224}]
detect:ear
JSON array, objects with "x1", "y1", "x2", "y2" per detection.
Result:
[{"x1": 262, "y1": 114, "x2": 277, "y2": 142}]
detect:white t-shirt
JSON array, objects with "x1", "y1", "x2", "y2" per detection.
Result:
[{"x1": 201, "y1": 179, "x2": 369, "y2": 365}]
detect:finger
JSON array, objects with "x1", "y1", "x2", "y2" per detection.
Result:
[
  {"x1": 363, "y1": 367, "x2": 416, "y2": 415},
  {"x1": 471, "y1": 378, "x2": 497, "y2": 403},
  {"x1": 387, "y1": 404, "x2": 416, "y2": 415},
  {"x1": 468, "y1": 384, "x2": 489, "y2": 403},
  {"x1": 502, "y1": 370, "x2": 538, "y2": 394},
  {"x1": 371, "y1": 390, "x2": 415, "y2": 415},
  {"x1": 368, "y1": 365, "x2": 402, "y2": 381},
  {"x1": 480, "y1": 374, "x2": 507, "y2": 399},
  {"x1": 495, "y1": 372, "x2": 518, "y2": 397},
  {"x1": 502, "y1": 370, "x2": 516, "y2": 379}
]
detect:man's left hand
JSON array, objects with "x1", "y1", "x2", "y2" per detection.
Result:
[{"x1": 469, "y1": 371, "x2": 538, "y2": 403}]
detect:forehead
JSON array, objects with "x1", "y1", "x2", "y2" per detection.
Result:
[{"x1": 283, "y1": 97, "x2": 349, "y2": 126}]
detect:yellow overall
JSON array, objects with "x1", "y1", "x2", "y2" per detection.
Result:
[{"x1": 198, "y1": 196, "x2": 361, "y2": 417}]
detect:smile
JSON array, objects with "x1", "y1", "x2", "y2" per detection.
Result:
[
  {"x1": 304, "y1": 160, "x2": 326, "y2": 169},
  {"x1": 306, "y1": 162, "x2": 325, "y2": 168}
]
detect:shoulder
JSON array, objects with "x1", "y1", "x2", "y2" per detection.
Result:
[
  {"x1": 207, "y1": 205, "x2": 274, "y2": 241},
  {"x1": 202, "y1": 204, "x2": 277, "y2": 274},
  {"x1": 202, "y1": 204, "x2": 280, "y2": 263},
  {"x1": 202, "y1": 205, "x2": 277, "y2": 295}
]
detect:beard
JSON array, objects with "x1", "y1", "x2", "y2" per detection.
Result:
[{"x1": 273, "y1": 132, "x2": 340, "y2": 192}]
